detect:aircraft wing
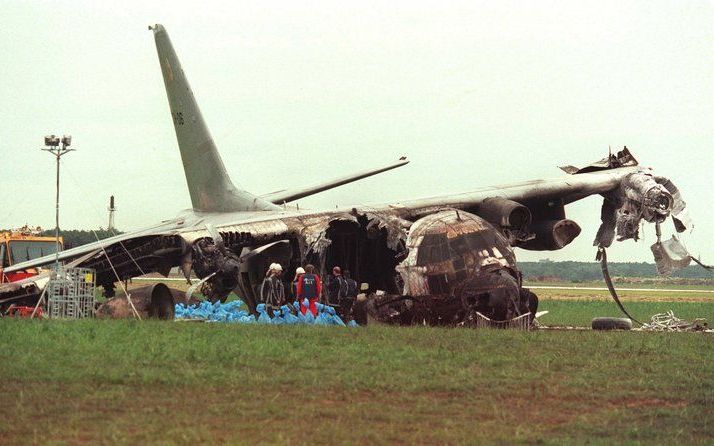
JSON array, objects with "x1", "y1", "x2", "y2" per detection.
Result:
[
  {"x1": 2, "y1": 219, "x2": 188, "y2": 292},
  {"x1": 175, "y1": 156, "x2": 685, "y2": 252},
  {"x1": 189, "y1": 150, "x2": 688, "y2": 256},
  {"x1": 260, "y1": 157, "x2": 409, "y2": 204}
]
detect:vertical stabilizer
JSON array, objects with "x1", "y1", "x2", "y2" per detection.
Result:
[{"x1": 151, "y1": 24, "x2": 279, "y2": 212}]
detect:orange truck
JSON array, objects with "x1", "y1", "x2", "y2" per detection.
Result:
[{"x1": 0, "y1": 226, "x2": 63, "y2": 283}]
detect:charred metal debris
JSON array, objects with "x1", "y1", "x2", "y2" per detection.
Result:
[
  {"x1": 150, "y1": 206, "x2": 542, "y2": 327},
  {"x1": 573, "y1": 148, "x2": 703, "y2": 277}
]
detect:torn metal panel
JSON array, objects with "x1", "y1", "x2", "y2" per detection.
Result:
[
  {"x1": 362, "y1": 211, "x2": 411, "y2": 252},
  {"x1": 651, "y1": 235, "x2": 692, "y2": 275},
  {"x1": 298, "y1": 212, "x2": 358, "y2": 256},
  {"x1": 560, "y1": 147, "x2": 639, "y2": 174},
  {"x1": 594, "y1": 168, "x2": 691, "y2": 247}
]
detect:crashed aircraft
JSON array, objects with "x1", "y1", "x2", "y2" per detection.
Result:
[{"x1": 1, "y1": 25, "x2": 695, "y2": 325}]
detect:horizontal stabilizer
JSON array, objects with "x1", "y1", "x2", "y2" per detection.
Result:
[{"x1": 262, "y1": 157, "x2": 409, "y2": 204}]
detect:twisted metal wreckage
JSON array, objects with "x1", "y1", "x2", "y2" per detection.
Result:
[{"x1": 1, "y1": 25, "x2": 702, "y2": 327}]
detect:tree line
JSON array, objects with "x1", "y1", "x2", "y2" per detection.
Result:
[
  {"x1": 42, "y1": 229, "x2": 121, "y2": 249},
  {"x1": 519, "y1": 260, "x2": 713, "y2": 281}
]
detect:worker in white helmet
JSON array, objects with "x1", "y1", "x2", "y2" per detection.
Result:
[
  {"x1": 260, "y1": 263, "x2": 285, "y2": 316},
  {"x1": 291, "y1": 266, "x2": 306, "y2": 302}
]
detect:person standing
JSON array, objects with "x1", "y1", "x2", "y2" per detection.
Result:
[
  {"x1": 340, "y1": 270, "x2": 359, "y2": 319},
  {"x1": 327, "y1": 266, "x2": 348, "y2": 306},
  {"x1": 343, "y1": 270, "x2": 358, "y2": 299},
  {"x1": 291, "y1": 266, "x2": 305, "y2": 302},
  {"x1": 260, "y1": 263, "x2": 285, "y2": 316},
  {"x1": 296, "y1": 264, "x2": 321, "y2": 316}
]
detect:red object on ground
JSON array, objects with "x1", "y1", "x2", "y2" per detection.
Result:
[
  {"x1": 7, "y1": 306, "x2": 42, "y2": 318},
  {"x1": 300, "y1": 298, "x2": 318, "y2": 317}
]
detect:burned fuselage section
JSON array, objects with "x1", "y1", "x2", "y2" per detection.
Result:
[
  {"x1": 368, "y1": 210, "x2": 536, "y2": 325},
  {"x1": 166, "y1": 207, "x2": 540, "y2": 325}
]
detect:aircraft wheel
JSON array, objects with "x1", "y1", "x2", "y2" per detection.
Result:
[{"x1": 591, "y1": 317, "x2": 633, "y2": 330}]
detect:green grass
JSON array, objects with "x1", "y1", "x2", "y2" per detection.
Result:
[
  {"x1": 1, "y1": 311, "x2": 713, "y2": 445},
  {"x1": 540, "y1": 300, "x2": 714, "y2": 327}
]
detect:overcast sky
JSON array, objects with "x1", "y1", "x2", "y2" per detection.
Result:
[{"x1": 1, "y1": 0, "x2": 712, "y2": 262}]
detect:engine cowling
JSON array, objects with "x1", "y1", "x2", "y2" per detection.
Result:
[
  {"x1": 478, "y1": 197, "x2": 532, "y2": 230},
  {"x1": 519, "y1": 219, "x2": 581, "y2": 251}
]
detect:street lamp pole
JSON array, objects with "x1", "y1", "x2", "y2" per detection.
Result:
[{"x1": 42, "y1": 134, "x2": 73, "y2": 273}]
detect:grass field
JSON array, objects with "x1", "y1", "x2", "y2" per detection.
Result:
[
  {"x1": 1, "y1": 283, "x2": 713, "y2": 445},
  {"x1": 1, "y1": 319, "x2": 712, "y2": 445}
]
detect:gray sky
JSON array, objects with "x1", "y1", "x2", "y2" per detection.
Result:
[{"x1": 1, "y1": 0, "x2": 712, "y2": 262}]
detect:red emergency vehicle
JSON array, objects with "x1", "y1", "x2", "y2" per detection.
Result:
[{"x1": 0, "y1": 226, "x2": 63, "y2": 283}]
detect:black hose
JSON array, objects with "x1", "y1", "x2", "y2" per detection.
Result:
[
  {"x1": 690, "y1": 256, "x2": 714, "y2": 271},
  {"x1": 597, "y1": 246, "x2": 643, "y2": 325}
]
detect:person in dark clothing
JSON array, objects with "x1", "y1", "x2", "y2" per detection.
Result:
[
  {"x1": 291, "y1": 266, "x2": 305, "y2": 302},
  {"x1": 260, "y1": 263, "x2": 285, "y2": 316},
  {"x1": 340, "y1": 270, "x2": 359, "y2": 319},
  {"x1": 327, "y1": 266, "x2": 348, "y2": 306},
  {"x1": 296, "y1": 264, "x2": 321, "y2": 316},
  {"x1": 343, "y1": 270, "x2": 358, "y2": 298}
]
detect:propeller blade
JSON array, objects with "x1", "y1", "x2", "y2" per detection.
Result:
[
  {"x1": 204, "y1": 223, "x2": 226, "y2": 253},
  {"x1": 239, "y1": 240, "x2": 290, "y2": 262},
  {"x1": 185, "y1": 271, "x2": 217, "y2": 303}
]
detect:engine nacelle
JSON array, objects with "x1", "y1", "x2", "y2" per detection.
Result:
[
  {"x1": 478, "y1": 197, "x2": 532, "y2": 229},
  {"x1": 519, "y1": 219, "x2": 581, "y2": 251}
]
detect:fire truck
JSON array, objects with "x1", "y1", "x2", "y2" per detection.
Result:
[{"x1": 0, "y1": 226, "x2": 63, "y2": 283}]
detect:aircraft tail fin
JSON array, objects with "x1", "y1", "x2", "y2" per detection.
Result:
[{"x1": 150, "y1": 24, "x2": 278, "y2": 212}]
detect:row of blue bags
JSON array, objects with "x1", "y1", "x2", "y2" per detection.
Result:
[{"x1": 175, "y1": 299, "x2": 358, "y2": 327}]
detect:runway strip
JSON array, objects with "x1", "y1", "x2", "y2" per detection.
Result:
[{"x1": 526, "y1": 285, "x2": 714, "y2": 293}]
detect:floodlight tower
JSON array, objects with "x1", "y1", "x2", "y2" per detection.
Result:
[{"x1": 42, "y1": 134, "x2": 74, "y2": 272}]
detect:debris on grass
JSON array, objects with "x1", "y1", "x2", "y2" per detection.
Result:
[
  {"x1": 635, "y1": 311, "x2": 710, "y2": 332},
  {"x1": 175, "y1": 300, "x2": 357, "y2": 327}
]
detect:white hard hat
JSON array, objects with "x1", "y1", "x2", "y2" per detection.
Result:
[
  {"x1": 295, "y1": 267, "x2": 305, "y2": 275},
  {"x1": 270, "y1": 263, "x2": 283, "y2": 272}
]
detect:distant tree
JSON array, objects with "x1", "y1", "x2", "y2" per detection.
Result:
[
  {"x1": 519, "y1": 261, "x2": 713, "y2": 281},
  {"x1": 39, "y1": 228, "x2": 123, "y2": 249}
]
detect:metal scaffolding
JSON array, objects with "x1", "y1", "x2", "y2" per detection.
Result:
[{"x1": 47, "y1": 267, "x2": 96, "y2": 319}]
